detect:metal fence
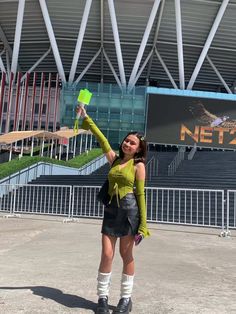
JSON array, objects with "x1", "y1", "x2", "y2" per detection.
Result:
[
  {"x1": 146, "y1": 187, "x2": 224, "y2": 229},
  {"x1": 0, "y1": 184, "x2": 72, "y2": 217},
  {"x1": 71, "y1": 185, "x2": 103, "y2": 218},
  {"x1": 226, "y1": 190, "x2": 236, "y2": 232},
  {"x1": 0, "y1": 184, "x2": 229, "y2": 233}
]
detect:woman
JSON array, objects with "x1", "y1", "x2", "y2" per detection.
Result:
[{"x1": 77, "y1": 105, "x2": 150, "y2": 314}]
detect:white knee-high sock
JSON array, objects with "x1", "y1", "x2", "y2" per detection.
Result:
[
  {"x1": 97, "y1": 271, "x2": 112, "y2": 299},
  {"x1": 120, "y1": 273, "x2": 134, "y2": 298}
]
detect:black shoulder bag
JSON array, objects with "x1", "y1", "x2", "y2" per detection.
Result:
[{"x1": 97, "y1": 156, "x2": 118, "y2": 206}]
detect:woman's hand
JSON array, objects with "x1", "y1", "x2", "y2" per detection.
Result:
[
  {"x1": 134, "y1": 233, "x2": 144, "y2": 246},
  {"x1": 76, "y1": 105, "x2": 88, "y2": 118}
]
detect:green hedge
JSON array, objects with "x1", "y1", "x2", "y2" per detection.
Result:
[{"x1": 0, "y1": 148, "x2": 103, "y2": 180}]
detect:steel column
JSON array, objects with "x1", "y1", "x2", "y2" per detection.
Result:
[
  {"x1": 128, "y1": 0, "x2": 161, "y2": 91},
  {"x1": 187, "y1": 0, "x2": 230, "y2": 90},
  {"x1": 69, "y1": 0, "x2": 93, "y2": 83},
  {"x1": 206, "y1": 55, "x2": 232, "y2": 94},
  {"x1": 39, "y1": 0, "x2": 66, "y2": 82},
  {"x1": 175, "y1": 0, "x2": 185, "y2": 89},
  {"x1": 21, "y1": 47, "x2": 51, "y2": 82},
  {"x1": 0, "y1": 25, "x2": 13, "y2": 58},
  {"x1": 103, "y1": 49, "x2": 122, "y2": 90},
  {"x1": 129, "y1": 50, "x2": 153, "y2": 91},
  {"x1": 0, "y1": 55, "x2": 6, "y2": 73},
  {"x1": 146, "y1": 0, "x2": 166, "y2": 84},
  {"x1": 74, "y1": 48, "x2": 101, "y2": 85},
  {"x1": 6, "y1": 52, "x2": 10, "y2": 82},
  {"x1": 11, "y1": 0, "x2": 25, "y2": 75},
  {"x1": 107, "y1": 0, "x2": 126, "y2": 88},
  {"x1": 155, "y1": 48, "x2": 178, "y2": 89}
]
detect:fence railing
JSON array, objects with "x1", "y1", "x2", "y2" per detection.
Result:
[
  {"x1": 71, "y1": 185, "x2": 103, "y2": 218},
  {"x1": 0, "y1": 184, "x2": 229, "y2": 233},
  {"x1": 145, "y1": 187, "x2": 224, "y2": 230},
  {"x1": 168, "y1": 146, "x2": 186, "y2": 176},
  {"x1": 0, "y1": 184, "x2": 72, "y2": 217},
  {"x1": 226, "y1": 190, "x2": 236, "y2": 233}
]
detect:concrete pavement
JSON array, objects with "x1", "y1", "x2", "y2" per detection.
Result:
[{"x1": 0, "y1": 214, "x2": 235, "y2": 314}]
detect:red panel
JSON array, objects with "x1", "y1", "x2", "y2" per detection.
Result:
[
  {"x1": 45, "y1": 73, "x2": 51, "y2": 131},
  {"x1": 0, "y1": 72, "x2": 6, "y2": 129},
  {"x1": 30, "y1": 72, "x2": 37, "y2": 130},
  {"x1": 13, "y1": 72, "x2": 22, "y2": 131},
  {"x1": 5, "y1": 72, "x2": 14, "y2": 133},
  {"x1": 38, "y1": 72, "x2": 45, "y2": 129},
  {"x1": 22, "y1": 72, "x2": 30, "y2": 131}
]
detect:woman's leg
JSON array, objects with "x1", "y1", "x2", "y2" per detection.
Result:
[
  {"x1": 97, "y1": 234, "x2": 117, "y2": 298},
  {"x1": 99, "y1": 234, "x2": 117, "y2": 272},
  {"x1": 119, "y1": 235, "x2": 135, "y2": 275},
  {"x1": 96, "y1": 234, "x2": 117, "y2": 314},
  {"x1": 113, "y1": 236, "x2": 135, "y2": 313}
]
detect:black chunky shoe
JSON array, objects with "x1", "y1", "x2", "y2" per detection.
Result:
[
  {"x1": 113, "y1": 298, "x2": 132, "y2": 313},
  {"x1": 96, "y1": 297, "x2": 110, "y2": 314}
]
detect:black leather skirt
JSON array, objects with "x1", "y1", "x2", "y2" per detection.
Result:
[{"x1": 102, "y1": 193, "x2": 140, "y2": 237}]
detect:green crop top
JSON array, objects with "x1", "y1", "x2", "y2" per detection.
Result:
[{"x1": 108, "y1": 157, "x2": 135, "y2": 201}]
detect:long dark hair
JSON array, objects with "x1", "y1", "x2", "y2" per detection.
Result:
[{"x1": 119, "y1": 131, "x2": 147, "y2": 164}]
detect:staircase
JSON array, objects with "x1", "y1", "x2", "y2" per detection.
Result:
[
  {"x1": 148, "y1": 150, "x2": 236, "y2": 190},
  {"x1": 13, "y1": 149, "x2": 236, "y2": 192},
  {"x1": 29, "y1": 163, "x2": 110, "y2": 186}
]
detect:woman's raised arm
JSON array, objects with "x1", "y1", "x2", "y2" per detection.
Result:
[{"x1": 77, "y1": 105, "x2": 117, "y2": 164}]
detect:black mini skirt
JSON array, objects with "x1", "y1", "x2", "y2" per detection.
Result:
[{"x1": 102, "y1": 193, "x2": 140, "y2": 237}]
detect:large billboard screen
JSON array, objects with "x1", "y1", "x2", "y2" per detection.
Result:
[{"x1": 146, "y1": 93, "x2": 236, "y2": 150}]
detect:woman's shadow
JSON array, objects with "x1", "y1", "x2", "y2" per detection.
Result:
[{"x1": 0, "y1": 285, "x2": 115, "y2": 313}]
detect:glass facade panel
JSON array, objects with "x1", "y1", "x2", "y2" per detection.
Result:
[{"x1": 60, "y1": 83, "x2": 146, "y2": 145}]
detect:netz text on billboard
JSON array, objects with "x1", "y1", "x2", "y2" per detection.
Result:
[{"x1": 146, "y1": 93, "x2": 236, "y2": 150}]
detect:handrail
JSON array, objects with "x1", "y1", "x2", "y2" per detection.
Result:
[
  {"x1": 0, "y1": 154, "x2": 107, "y2": 185},
  {"x1": 76, "y1": 154, "x2": 107, "y2": 173},
  {"x1": 168, "y1": 146, "x2": 185, "y2": 176},
  {"x1": 0, "y1": 162, "x2": 41, "y2": 185},
  {"x1": 146, "y1": 156, "x2": 154, "y2": 167},
  {"x1": 146, "y1": 156, "x2": 158, "y2": 180},
  {"x1": 188, "y1": 143, "x2": 197, "y2": 160}
]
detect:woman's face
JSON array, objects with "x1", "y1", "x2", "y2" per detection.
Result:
[{"x1": 121, "y1": 134, "x2": 140, "y2": 157}]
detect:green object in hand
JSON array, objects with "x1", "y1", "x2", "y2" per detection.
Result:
[
  {"x1": 77, "y1": 88, "x2": 93, "y2": 105},
  {"x1": 74, "y1": 89, "x2": 93, "y2": 133}
]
